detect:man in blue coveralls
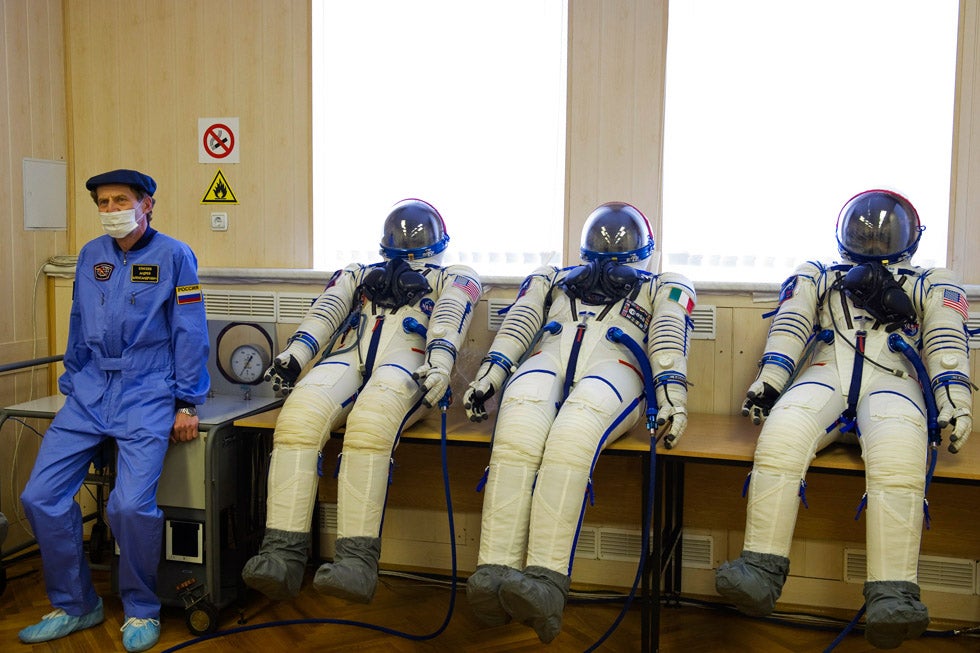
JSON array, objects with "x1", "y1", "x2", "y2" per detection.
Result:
[{"x1": 18, "y1": 169, "x2": 210, "y2": 652}]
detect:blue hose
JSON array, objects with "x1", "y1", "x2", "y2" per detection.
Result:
[
  {"x1": 580, "y1": 327, "x2": 660, "y2": 652},
  {"x1": 606, "y1": 327, "x2": 658, "y2": 428},
  {"x1": 887, "y1": 333, "x2": 940, "y2": 495}
]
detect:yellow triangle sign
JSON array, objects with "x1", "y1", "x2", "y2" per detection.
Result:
[{"x1": 201, "y1": 170, "x2": 238, "y2": 204}]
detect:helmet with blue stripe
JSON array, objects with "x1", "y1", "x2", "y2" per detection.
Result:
[
  {"x1": 836, "y1": 189, "x2": 923, "y2": 264},
  {"x1": 379, "y1": 198, "x2": 449, "y2": 261},
  {"x1": 580, "y1": 202, "x2": 655, "y2": 266}
]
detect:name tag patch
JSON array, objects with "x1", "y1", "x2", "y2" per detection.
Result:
[
  {"x1": 131, "y1": 265, "x2": 159, "y2": 283},
  {"x1": 176, "y1": 284, "x2": 203, "y2": 305}
]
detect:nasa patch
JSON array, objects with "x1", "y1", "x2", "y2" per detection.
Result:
[
  {"x1": 420, "y1": 297, "x2": 435, "y2": 316},
  {"x1": 94, "y1": 262, "x2": 114, "y2": 281}
]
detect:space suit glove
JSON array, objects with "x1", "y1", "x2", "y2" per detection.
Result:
[
  {"x1": 940, "y1": 405, "x2": 973, "y2": 453},
  {"x1": 414, "y1": 364, "x2": 451, "y2": 408},
  {"x1": 741, "y1": 379, "x2": 781, "y2": 425},
  {"x1": 656, "y1": 405, "x2": 688, "y2": 449},
  {"x1": 264, "y1": 353, "x2": 303, "y2": 396},
  {"x1": 463, "y1": 381, "x2": 494, "y2": 422},
  {"x1": 463, "y1": 355, "x2": 512, "y2": 422},
  {"x1": 414, "y1": 346, "x2": 455, "y2": 408}
]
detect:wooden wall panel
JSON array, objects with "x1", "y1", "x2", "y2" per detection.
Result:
[
  {"x1": 0, "y1": 0, "x2": 68, "y2": 550},
  {"x1": 565, "y1": 0, "x2": 668, "y2": 268},
  {"x1": 64, "y1": 0, "x2": 312, "y2": 269},
  {"x1": 949, "y1": 0, "x2": 980, "y2": 284}
]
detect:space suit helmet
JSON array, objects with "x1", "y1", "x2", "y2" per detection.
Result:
[
  {"x1": 379, "y1": 198, "x2": 450, "y2": 261},
  {"x1": 580, "y1": 202, "x2": 655, "y2": 267},
  {"x1": 836, "y1": 189, "x2": 923, "y2": 264}
]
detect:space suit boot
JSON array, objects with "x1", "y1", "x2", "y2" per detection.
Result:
[
  {"x1": 498, "y1": 566, "x2": 571, "y2": 643},
  {"x1": 313, "y1": 536, "x2": 381, "y2": 604},
  {"x1": 241, "y1": 529, "x2": 310, "y2": 601},
  {"x1": 862, "y1": 581, "x2": 929, "y2": 649},
  {"x1": 466, "y1": 564, "x2": 525, "y2": 627},
  {"x1": 715, "y1": 550, "x2": 790, "y2": 617}
]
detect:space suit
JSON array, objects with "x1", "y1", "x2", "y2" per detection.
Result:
[
  {"x1": 715, "y1": 190, "x2": 974, "y2": 649},
  {"x1": 463, "y1": 202, "x2": 694, "y2": 643},
  {"x1": 241, "y1": 199, "x2": 481, "y2": 604}
]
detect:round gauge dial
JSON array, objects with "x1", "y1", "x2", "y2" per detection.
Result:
[
  {"x1": 229, "y1": 343, "x2": 269, "y2": 384},
  {"x1": 214, "y1": 321, "x2": 275, "y2": 387}
]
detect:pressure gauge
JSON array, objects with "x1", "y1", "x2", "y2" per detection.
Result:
[
  {"x1": 229, "y1": 343, "x2": 269, "y2": 384},
  {"x1": 214, "y1": 321, "x2": 275, "y2": 388}
]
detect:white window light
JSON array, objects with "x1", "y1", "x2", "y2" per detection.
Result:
[
  {"x1": 661, "y1": 0, "x2": 958, "y2": 283},
  {"x1": 312, "y1": 0, "x2": 567, "y2": 277}
]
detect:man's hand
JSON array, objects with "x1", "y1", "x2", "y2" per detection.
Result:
[
  {"x1": 171, "y1": 412, "x2": 200, "y2": 443},
  {"x1": 264, "y1": 353, "x2": 303, "y2": 396},
  {"x1": 463, "y1": 379, "x2": 496, "y2": 422},
  {"x1": 741, "y1": 380, "x2": 781, "y2": 424}
]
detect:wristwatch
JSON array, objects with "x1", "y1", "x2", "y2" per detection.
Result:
[{"x1": 177, "y1": 406, "x2": 198, "y2": 417}]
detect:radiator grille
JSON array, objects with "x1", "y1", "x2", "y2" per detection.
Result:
[
  {"x1": 203, "y1": 289, "x2": 276, "y2": 320},
  {"x1": 844, "y1": 549, "x2": 976, "y2": 594},
  {"x1": 277, "y1": 293, "x2": 319, "y2": 324}
]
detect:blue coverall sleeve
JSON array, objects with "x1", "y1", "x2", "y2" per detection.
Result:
[
  {"x1": 58, "y1": 248, "x2": 94, "y2": 397},
  {"x1": 169, "y1": 244, "x2": 210, "y2": 405}
]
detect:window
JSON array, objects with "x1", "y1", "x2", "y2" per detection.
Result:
[
  {"x1": 662, "y1": 0, "x2": 959, "y2": 283},
  {"x1": 312, "y1": 1, "x2": 566, "y2": 276}
]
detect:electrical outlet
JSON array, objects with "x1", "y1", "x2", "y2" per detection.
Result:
[{"x1": 210, "y1": 212, "x2": 228, "y2": 231}]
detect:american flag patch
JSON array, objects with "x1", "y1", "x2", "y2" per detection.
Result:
[
  {"x1": 176, "y1": 284, "x2": 203, "y2": 305},
  {"x1": 668, "y1": 286, "x2": 695, "y2": 315},
  {"x1": 943, "y1": 288, "x2": 969, "y2": 320},
  {"x1": 452, "y1": 276, "x2": 481, "y2": 303}
]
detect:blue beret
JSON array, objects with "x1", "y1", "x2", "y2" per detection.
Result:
[{"x1": 85, "y1": 169, "x2": 157, "y2": 196}]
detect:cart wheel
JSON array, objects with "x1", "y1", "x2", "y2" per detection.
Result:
[
  {"x1": 186, "y1": 601, "x2": 219, "y2": 635},
  {"x1": 89, "y1": 520, "x2": 108, "y2": 564}
]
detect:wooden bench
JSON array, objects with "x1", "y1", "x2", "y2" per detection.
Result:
[{"x1": 233, "y1": 408, "x2": 980, "y2": 652}]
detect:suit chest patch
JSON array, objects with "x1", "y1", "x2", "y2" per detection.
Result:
[
  {"x1": 620, "y1": 299, "x2": 651, "y2": 331},
  {"x1": 93, "y1": 262, "x2": 114, "y2": 281}
]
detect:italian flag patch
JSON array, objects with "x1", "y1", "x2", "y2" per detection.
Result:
[{"x1": 668, "y1": 287, "x2": 694, "y2": 315}]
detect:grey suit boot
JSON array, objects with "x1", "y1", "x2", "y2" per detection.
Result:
[
  {"x1": 863, "y1": 580, "x2": 929, "y2": 649},
  {"x1": 313, "y1": 536, "x2": 381, "y2": 604},
  {"x1": 498, "y1": 566, "x2": 571, "y2": 643},
  {"x1": 715, "y1": 550, "x2": 790, "y2": 617},
  {"x1": 241, "y1": 529, "x2": 311, "y2": 601},
  {"x1": 466, "y1": 564, "x2": 525, "y2": 627}
]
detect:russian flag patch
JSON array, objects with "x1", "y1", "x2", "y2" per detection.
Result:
[
  {"x1": 668, "y1": 286, "x2": 695, "y2": 315},
  {"x1": 176, "y1": 284, "x2": 203, "y2": 305}
]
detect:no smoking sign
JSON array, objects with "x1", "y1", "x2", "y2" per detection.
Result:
[{"x1": 199, "y1": 117, "x2": 239, "y2": 163}]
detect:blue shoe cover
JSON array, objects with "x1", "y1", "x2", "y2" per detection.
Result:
[
  {"x1": 18, "y1": 597, "x2": 104, "y2": 643},
  {"x1": 121, "y1": 616, "x2": 161, "y2": 652}
]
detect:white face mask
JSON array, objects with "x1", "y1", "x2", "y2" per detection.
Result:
[{"x1": 99, "y1": 208, "x2": 139, "y2": 238}]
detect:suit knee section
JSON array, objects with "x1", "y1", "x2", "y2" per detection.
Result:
[{"x1": 275, "y1": 389, "x2": 343, "y2": 448}]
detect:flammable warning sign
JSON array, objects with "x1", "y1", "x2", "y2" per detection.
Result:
[{"x1": 201, "y1": 170, "x2": 238, "y2": 204}]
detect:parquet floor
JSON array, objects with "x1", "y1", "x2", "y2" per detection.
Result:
[{"x1": 1, "y1": 555, "x2": 978, "y2": 652}]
